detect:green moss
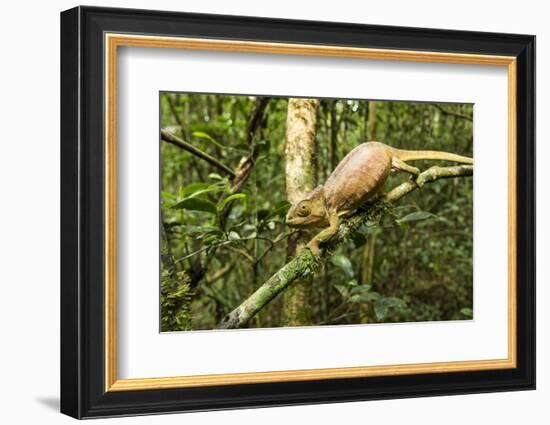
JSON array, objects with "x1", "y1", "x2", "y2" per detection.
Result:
[
  {"x1": 283, "y1": 249, "x2": 318, "y2": 280},
  {"x1": 251, "y1": 250, "x2": 318, "y2": 312},
  {"x1": 253, "y1": 286, "x2": 276, "y2": 311},
  {"x1": 160, "y1": 269, "x2": 194, "y2": 332}
]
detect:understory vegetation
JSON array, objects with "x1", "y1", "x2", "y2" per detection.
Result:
[{"x1": 160, "y1": 93, "x2": 473, "y2": 331}]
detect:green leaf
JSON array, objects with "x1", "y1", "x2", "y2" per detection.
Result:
[
  {"x1": 330, "y1": 254, "x2": 354, "y2": 278},
  {"x1": 234, "y1": 143, "x2": 251, "y2": 152},
  {"x1": 203, "y1": 234, "x2": 221, "y2": 245},
  {"x1": 184, "y1": 182, "x2": 230, "y2": 199},
  {"x1": 182, "y1": 182, "x2": 210, "y2": 196},
  {"x1": 161, "y1": 192, "x2": 177, "y2": 207},
  {"x1": 260, "y1": 201, "x2": 291, "y2": 221},
  {"x1": 334, "y1": 284, "x2": 349, "y2": 298},
  {"x1": 241, "y1": 223, "x2": 256, "y2": 233},
  {"x1": 349, "y1": 284, "x2": 372, "y2": 295},
  {"x1": 257, "y1": 209, "x2": 270, "y2": 221},
  {"x1": 192, "y1": 130, "x2": 228, "y2": 151},
  {"x1": 374, "y1": 297, "x2": 406, "y2": 320},
  {"x1": 397, "y1": 211, "x2": 436, "y2": 224},
  {"x1": 172, "y1": 198, "x2": 217, "y2": 214},
  {"x1": 161, "y1": 191, "x2": 177, "y2": 201},
  {"x1": 350, "y1": 292, "x2": 379, "y2": 304},
  {"x1": 460, "y1": 307, "x2": 473, "y2": 318},
  {"x1": 274, "y1": 200, "x2": 291, "y2": 210},
  {"x1": 374, "y1": 302, "x2": 388, "y2": 320},
  {"x1": 192, "y1": 130, "x2": 215, "y2": 141},
  {"x1": 227, "y1": 231, "x2": 241, "y2": 241},
  {"x1": 218, "y1": 193, "x2": 247, "y2": 210}
]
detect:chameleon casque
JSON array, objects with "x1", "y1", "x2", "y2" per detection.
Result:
[{"x1": 285, "y1": 141, "x2": 473, "y2": 257}]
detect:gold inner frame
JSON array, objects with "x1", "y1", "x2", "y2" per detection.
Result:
[{"x1": 104, "y1": 33, "x2": 517, "y2": 392}]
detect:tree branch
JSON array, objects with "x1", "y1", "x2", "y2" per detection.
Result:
[
  {"x1": 229, "y1": 97, "x2": 271, "y2": 193},
  {"x1": 160, "y1": 129, "x2": 236, "y2": 178},
  {"x1": 218, "y1": 164, "x2": 473, "y2": 329},
  {"x1": 219, "y1": 96, "x2": 270, "y2": 226}
]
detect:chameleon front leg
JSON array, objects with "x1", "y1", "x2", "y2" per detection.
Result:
[{"x1": 307, "y1": 212, "x2": 340, "y2": 259}]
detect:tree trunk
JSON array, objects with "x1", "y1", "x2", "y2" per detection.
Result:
[
  {"x1": 360, "y1": 230, "x2": 377, "y2": 286},
  {"x1": 359, "y1": 100, "x2": 378, "y2": 321},
  {"x1": 329, "y1": 100, "x2": 339, "y2": 171},
  {"x1": 282, "y1": 98, "x2": 319, "y2": 326},
  {"x1": 367, "y1": 100, "x2": 377, "y2": 141}
]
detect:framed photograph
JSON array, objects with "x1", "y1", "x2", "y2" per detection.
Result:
[{"x1": 60, "y1": 6, "x2": 535, "y2": 419}]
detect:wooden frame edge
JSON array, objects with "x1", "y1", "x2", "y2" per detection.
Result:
[
  {"x1": 105, "y1": 33, "x2": 118, "y2": 390},
  {"x1": 507, "y1": 59, "x2": 518, "y2": 369},
  {"x1": 104, "y1": 33, "x2": 518, "y2": 392},
  {"x1": 108, "y1": 358, "x2": 516, "y2": 391}
]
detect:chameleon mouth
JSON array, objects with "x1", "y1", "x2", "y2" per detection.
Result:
[
  {"x1": 285, "y1": 216, "x2": 298, "y2": 227},
  {"x1": 285, "y1": 215, "x2": 304, "y2": 228},
  {"x1": 285, "y1": 215, "x2": 317, "y2": 229}
]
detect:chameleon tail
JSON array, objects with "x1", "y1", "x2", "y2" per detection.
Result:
[{"x1": 393, "y1": 148, "x2": 473, "y2": 164}]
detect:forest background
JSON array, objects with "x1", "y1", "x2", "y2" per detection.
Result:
[{"x1": 159, "y1": 93, "x2": 474, "y2": 331}]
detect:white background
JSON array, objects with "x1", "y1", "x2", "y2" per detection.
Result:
[
  {"x1": 0, "y1": 0, "x2": 546, "y2": 424},
  {"x1": 118, "y1": 47, "x2": 508, "y2": 378}
]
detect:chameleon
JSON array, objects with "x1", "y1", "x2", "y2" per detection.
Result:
[{"x1": 285, "y1": 141, "x2": 473, "y2": 258}]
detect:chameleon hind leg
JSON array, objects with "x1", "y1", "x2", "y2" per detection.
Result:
[
  {"x1": 307, "y1": 212, "x2": 340, "y2": 259},
  {"x1": 392, "y1": 156, "x2": 420, "y2": 175},
  {"x1": 391, "y1": 156, "x2": 424, "y2": 187}
]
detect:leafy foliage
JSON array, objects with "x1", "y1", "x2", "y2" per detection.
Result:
[{"x1": 160, "y1": 93, "x2": 473, "y2": 330}]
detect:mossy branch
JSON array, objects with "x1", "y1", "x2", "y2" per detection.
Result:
[{"x1": 218, "y1": 164, "x2": 473, "y2": 329}]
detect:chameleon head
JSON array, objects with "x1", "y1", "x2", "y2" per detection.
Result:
[{"x1": 285, "y1": 185, "x2": 329, "y2": 229}]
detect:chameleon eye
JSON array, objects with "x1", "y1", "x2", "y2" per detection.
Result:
[{"x1": 298, "y1": 204, "x2": 310, "y2": 217}]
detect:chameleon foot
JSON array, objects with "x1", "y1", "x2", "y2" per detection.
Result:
[
  {"x1": 306, "y1": 241, "x2": 322, "y2": 260},
  {"x1": 414, "y1": 175, "x2": 425, "y2": 188}
]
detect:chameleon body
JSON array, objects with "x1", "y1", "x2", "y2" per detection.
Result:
[{"x1": 285, "y1": 141, "x2": 473, "y2": 257}]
